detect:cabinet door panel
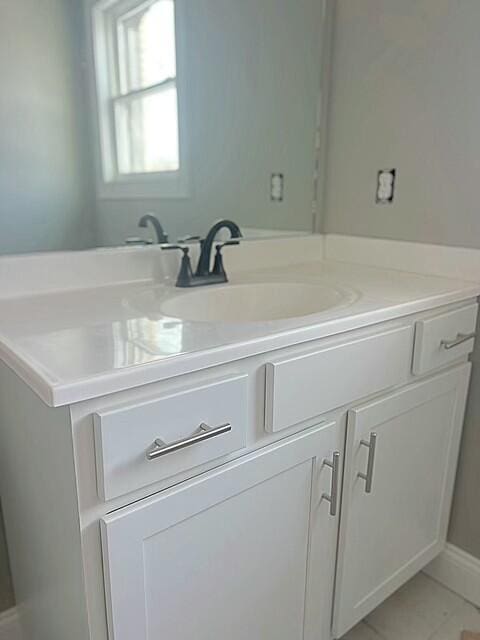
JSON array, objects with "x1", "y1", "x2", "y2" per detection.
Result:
[
  {"x1": 102, "y1": 421, "x2": 343, "y2": 640},
  {"x1": 333, "y1": 365, "x2": 470, "y2": 638}
]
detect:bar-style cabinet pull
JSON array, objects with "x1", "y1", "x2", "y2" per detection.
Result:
[
  {"x1": 358, "y1": 432, "x2": 377, "y2": 494},
  {"x1": 146, "y1": 423, "x2": 232, "y2": 461},
  {"x1": 323, "y1": 451, "x2": 341, "y2": 516},
  {"x1": 440, "y1": 332, "x2": 476, "y2": 350}
]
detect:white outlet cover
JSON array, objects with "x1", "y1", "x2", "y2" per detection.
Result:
[
  {"x1": 376, "y1": 169, "x2": 396, "y2": 204},
  {"x1": 271, "y1": 174, "x2": 284, "y2": 202}
]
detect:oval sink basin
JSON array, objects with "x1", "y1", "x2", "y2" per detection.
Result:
[{"x1": 157, "y1": 282, "x2": 350, "y2": 323}]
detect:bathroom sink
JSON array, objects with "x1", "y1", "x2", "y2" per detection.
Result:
[{"x1": 146, "y1": 282, "x2": 350, "y2": 323}]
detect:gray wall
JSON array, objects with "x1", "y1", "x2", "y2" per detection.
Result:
[
  {"x1": 324, "y1": 0, "x2": 480, "y2": 249},
  {"x1": 324, "y1": 0, "x2": 480, "y2": 558},
  {"x1": 94, "y1": 0, "x2": 324, "y2": 245},
  {"x1": 0, "y1": 505, "x2": 13, "y2": 612},
  {"x1": 0, "y1": 0, "x2": 94, "y2": 255},
  {"x1": 0, "y1": 0, "x2": 94, "y2": 613}
]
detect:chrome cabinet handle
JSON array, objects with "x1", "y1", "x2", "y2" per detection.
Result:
[
  {"x1": 146, "y1": 422, "x2": 232, "y2": 461},
  {"x1": 322, "y1": 451, "x2": 341, "y2": 516},
  {"x1": 358, "y1": 432, "x2": 377, "y2": 494},
  {"x1": 440, "y1": 332, "x2": 476, "y2": 350}
]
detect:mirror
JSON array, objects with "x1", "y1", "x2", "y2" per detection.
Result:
[{"x1": 0, "y1": 0, "x2": 330, "y2": 256}]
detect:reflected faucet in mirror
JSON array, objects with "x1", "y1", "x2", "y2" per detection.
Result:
[
  {"x1": 138, "y1": 214, "x2": 169, "y2": 244},
  {"x1": 163, "y1": 219, "x2": 242, "y2": 288}
]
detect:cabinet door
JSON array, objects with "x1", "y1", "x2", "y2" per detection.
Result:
[
  {"x1": 102, "y1": 421, "x2": 343, "y2": 640},
  {"x1": 333, "y1": 364, "x2": 471, "y2": 637}
]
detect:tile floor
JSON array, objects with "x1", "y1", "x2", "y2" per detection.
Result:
[{"x1": 343, "y1": 573, "x2": 480, "y2": 640}]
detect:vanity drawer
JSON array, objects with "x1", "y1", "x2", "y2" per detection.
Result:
[
  {"x1": 413, "y1": 303, "x2": 478, "y2": 376},
  {"x1": 265, "y1": 325, "x2": 413, "y2": 432},
  {"x1": 94, "y1": 374, "x2": 248, "y2": 501}
]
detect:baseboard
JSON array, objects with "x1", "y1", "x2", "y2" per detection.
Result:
[
  {"x1": 424, "y1": 543, "x2": 480, "y2": 607},
  {"x1": 0, "y1": 607, "x2": 22, "y2": 640}
]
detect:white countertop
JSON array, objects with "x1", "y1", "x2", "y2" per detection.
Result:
[{"x1": 0, "y1": 258, "x2": 478, "y2": 407}]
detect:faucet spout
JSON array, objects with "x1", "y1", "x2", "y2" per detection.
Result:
[
  {"x1": 196, "y1": 219, "x2": 242, "y2": 276},
  {"x1": 138, "y1": 214, "x2": 169, "y2": 244},
  {"x1": 161, "y1": 220, "x2": 241, "y2": 287}
]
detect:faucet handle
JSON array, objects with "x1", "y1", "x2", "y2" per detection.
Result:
[
  {"x1": 215, "y1": 240, "x2": 240, "y2": 251},
  {"x1": 212, "y1": 240, "x2": 240, "y2": 279},
  {"x1": 161, "y1": 244, "x2": 190, "y2": 254},
  {"x1": 125, "y1": 237, "x2": 154, "y2": 246},
  {"x1": 161, "y1": 245, "x2": 194, "y2": 287},
  {"x1": 178, "y1": 235, "x2": 202, "y2": 244}
]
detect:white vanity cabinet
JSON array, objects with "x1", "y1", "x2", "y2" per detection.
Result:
[
  {"x1": 333, "y1": 364, "x2": 471, "y2": 637},
  {"x1": 101, "y1": 420, "x2": 343, "y2": 640},
  {"x1": 0, "y1": 300, "x2": 476, "y2": 640}
]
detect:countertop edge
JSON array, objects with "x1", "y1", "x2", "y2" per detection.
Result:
[{"x1": 5, "y1": 287, "x2": 477, "y2": 409}]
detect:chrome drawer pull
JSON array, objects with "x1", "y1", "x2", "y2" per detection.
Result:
[
  {"x1": 322, "y1": 451, "x2": 340, "y2": 516},
  {"x1": 146, "y1": 422, "x2": 232, "y2": 461},
  {"x1": 440, "y1": 332, "x2": 476, "y2": 350},
  {"x1": 358, "y1": 432, "x2": 377, "y2": 494}
]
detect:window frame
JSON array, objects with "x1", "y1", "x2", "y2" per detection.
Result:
[{"x1": 91, "y1": 0, "x2": 190, "y2": 199}]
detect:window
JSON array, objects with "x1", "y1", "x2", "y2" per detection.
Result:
[{"x1": 92, "y1": 0, "x2": 188, "y2": 198}]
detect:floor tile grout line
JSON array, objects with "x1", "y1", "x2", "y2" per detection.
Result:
[
  {"x1": 422, "y1": 573, "x2": 479, "y2": 640},
  {"x1": 355, "y1": 574, "x2": 477, "y2": 640},
  {"x1": 425, "y1": 609, "x2": 462, "y2": 640},
  {"x1": 423, "y1": 572, "x2": 479, "y2": 613},
  {"x1": 341, "y1": 573, "x2": 480, "y2": 640},
  {"x1": 362, "y1": 618, "x2": 389, "y2": 640}
]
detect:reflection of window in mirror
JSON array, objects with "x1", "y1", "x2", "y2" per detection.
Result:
[{"x1": 92, "y1": 0, "x2": 189, "y2": 198}]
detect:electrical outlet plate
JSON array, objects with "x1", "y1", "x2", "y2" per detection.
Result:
[
  {"x1": 271, "y1": 173, "x2": 284, "y2": 202},
  {"x1": 376, "y1": 169, "x2": 396, "y2": 204}
]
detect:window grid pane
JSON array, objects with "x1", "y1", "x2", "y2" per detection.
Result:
[
  {"x1": 113, "y1": 0, "x2": 180, "y2": 176},
  {"x1": 117, "y1": 0, "x2": 177, "y2": 95},
  {"x1": 114, "y1": 84, "x2": 180, "y2": 175}
]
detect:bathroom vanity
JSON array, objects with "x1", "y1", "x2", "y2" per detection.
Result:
[{"x1": 0, "y1": 239, "x2": 478, "y2": 640}]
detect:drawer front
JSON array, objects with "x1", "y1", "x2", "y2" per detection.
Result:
[
  {"x1": 94, "y1": 374, "x2": 248, "y2": 501},
  {"x1": 265, "y1": 325, "x2": 413, "y2": 432},
  {"x1": 413, "y1": 304, "x2": 478, "y2": 376}
]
